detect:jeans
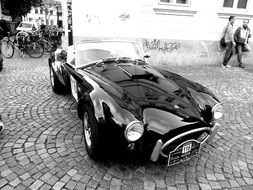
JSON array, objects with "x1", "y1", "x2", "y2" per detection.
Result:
[
  {"x1": 236, "y1": 44, "x2": 244, "y2": 65},
  {"x1": 223, "y1": 42, "x2": 234, "y2": 66}
]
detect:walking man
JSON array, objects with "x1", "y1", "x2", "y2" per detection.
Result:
[
  {"x1": 222, "y1": 16, "x2": 236, "y2": 68},
  {"x1": 234, "y1": 19, "x2": 251, "y2": 68}
]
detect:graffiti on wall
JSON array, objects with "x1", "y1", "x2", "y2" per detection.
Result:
[
  {"x1": 143, "y1": 39, "x2": 181, "y2": 54},
  {"x1": 119, "y1": 14, "x2": 130, "y2": 21},
  {"x1": 86, "y1": 14, "x2": 100, "y2": 24},
  {"x1": 196, "y1": 41, "x2": 226, "y2": 60},
  {"x1": 85, "y1": 14, "x2": 131, "y2": 24},
  {"x1": 143, "y1": 38, "x2": 227, "y2": 59},
  {"x1": 142, "y1": 38, "x2": 229, "y2": 64}
]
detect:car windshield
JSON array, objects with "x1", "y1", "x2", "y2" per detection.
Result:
[
  {"x1": 75, "y1": 41, "x2": 143, "y2": 66},
  {"x1": 19, "y1": 23, "x2": 33, "y2": 28}
]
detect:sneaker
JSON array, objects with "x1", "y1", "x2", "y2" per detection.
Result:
[
  {"x1": 222, "y1": 65, "x2": 226, "y2": 68},
  {"x1": 239, "y1": 64, "x2": 245, "y2": 68},
  {"x1": 226, "y1": 65, "x2": 232, "y2": 68}
]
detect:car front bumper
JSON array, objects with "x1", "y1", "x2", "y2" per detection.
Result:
[{"x1": 150, "y1": 122, "x2": 221, "y2": 162}]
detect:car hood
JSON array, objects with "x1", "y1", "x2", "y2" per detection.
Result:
[{"x1": 80, "y1": 63, "x2": 219, "y2": 134}]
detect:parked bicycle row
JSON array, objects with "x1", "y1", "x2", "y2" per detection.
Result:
[{"x1": 0, "y1": 29, "x2": 61, "y2": 58}]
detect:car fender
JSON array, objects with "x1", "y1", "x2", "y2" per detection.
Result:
[
  {"x1": 77, "y1": 73, "x2": 137, "y2": 128},
  {"x1": 49, "y1": 50, "x2": 70, "y2": 88},
  {"x1": 155, "y1": 67, "x2": 220, "y2": 110}
]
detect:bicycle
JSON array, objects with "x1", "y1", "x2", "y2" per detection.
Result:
[
  {"x1": 1, "y1": 31, "x2": 44, "y2": 58},
  {"x1": 34, "y1": 29, "x2": 57, "y2": 54},
  {"x1": 38, "y1": 35, "x2": 56, "y2": 54}
]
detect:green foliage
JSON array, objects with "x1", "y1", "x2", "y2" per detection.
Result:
[{"x1": 4, "y1": 0, "x2": 42, "y2": 19}]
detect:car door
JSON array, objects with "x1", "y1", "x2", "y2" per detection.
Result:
[{"x1": 64, "y1": 45, "x2": 93, "y2": 102}]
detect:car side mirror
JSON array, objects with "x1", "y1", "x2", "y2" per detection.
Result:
[{"x1": 144, "y1": 53, "x2": 150, "y2": 59}]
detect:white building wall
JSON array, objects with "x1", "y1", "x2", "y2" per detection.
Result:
[
  {"x1": 69, "y1": 0, "x2": 253, "y2": 40},
  {"x1": 141, "y1": 0, "x2": 253, "y2": 40},
  {"x1": 62, "y1": 0, "x2": 253, "y2": 65},
  {"x1": 72, "y1": 0, "x2": 142, "y2": 38}
]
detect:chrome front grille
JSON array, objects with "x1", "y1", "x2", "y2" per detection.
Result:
[{"x1": 160, "y1": 127, "x2": 211, "y2": 158}]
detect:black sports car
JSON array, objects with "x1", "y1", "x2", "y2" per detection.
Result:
[{"x1": 48, "y1": 40, "x2": 223, "y2": 166}]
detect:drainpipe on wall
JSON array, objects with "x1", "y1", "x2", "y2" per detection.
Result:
[
  {"x1": 67, "y1": 0, "x2": 73, "y2": 46},
  {"x1": 56, "y1": 5, "x2": 59, "y2": 27}
]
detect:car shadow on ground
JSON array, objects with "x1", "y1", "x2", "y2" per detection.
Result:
[{"x1": 80, "y1": 136, "x2": 196, "y2": 170}]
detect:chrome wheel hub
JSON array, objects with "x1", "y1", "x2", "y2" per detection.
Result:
[{"x1": 83, "y1": 112, "x2": 92, "y2": 148}]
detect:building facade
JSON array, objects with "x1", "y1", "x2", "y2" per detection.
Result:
[
  {"x1": 61, "y1": 0, "x2": 253, "y2": 65},
  {"x1": 23, "y1": 6, "x2": 62, "y2": 28}
]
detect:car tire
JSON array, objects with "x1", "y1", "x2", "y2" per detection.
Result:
[
  {"x1": 49, "y1": 66, "x2": 67, "y2": 94},
  {"x1": 82, "y1": 105, "x2": 102, "y2": 160}
]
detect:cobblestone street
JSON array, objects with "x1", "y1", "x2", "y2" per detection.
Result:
[{"x1": 1, "y1": 56, "x2": 253, "y2": 190}]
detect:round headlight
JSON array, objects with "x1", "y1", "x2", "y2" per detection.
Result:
[
  {"x1": 125, "y1": 121, "x2": 144, "y2": 142},
  {"x1": 212, "y1": 103, "x2": 223, "y2": 120}
]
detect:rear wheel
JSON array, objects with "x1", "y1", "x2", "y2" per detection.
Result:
[
  {"x1": 83, "y1": 105, "x2": 102, "y2": 160},
  {"x1": 26, "y1": 41, "x2": 44, "y2": 58},
  {"x1": 1, "y1": 40, "x2": 14, "y2": 58},
  {"x1": 49, "y1": 66, "x2": 67, "y2": 94}
]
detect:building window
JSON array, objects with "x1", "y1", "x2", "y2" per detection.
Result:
[
  {"x1": 155, "y1": 0, "x2": 196, "y2": 16},
  {"x1": 159, "y1": 0, "x2": 190, "y2": 5},
  {"x1": 223, "y1": 0, "x2": 248, "y2": 9},
  {"x1": 218, "y1": 0, "x2": 252, "y2": 18},
  {"x1": 35, "y1": 8, "x2": 38, "y2": 14},
  {"x1": 50, "y1": 10, "x2": 53, "y2": 15},
  {"x1": 50, "y1": 20, "x2": 54, "y2": 26},
  {"x1": 40, "y1": 9, "x2": 43, "y2": 14},
  {"x1": 237, "y1": 0, "x2": 248, "y2": 9}
]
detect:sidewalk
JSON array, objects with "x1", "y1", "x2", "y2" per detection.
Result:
[{"x1": 1, "y1": 57, "x2": 253, "y2": 190}]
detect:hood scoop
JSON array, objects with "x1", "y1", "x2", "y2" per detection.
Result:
[
  {"x1": 117, "y1": 65, "x2": 156, "y2": 80},
  {"x1": 131, "y1": 73, "x2": 155, "y2": 80}
]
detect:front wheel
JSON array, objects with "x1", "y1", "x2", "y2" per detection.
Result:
[
  {"x1": 83, "y1": 105, "x2": 102, "y2": 160},
  {"x1": 26, "y1": 41, "x2": 44, "y2": 58},
  {"x1": 1, "y1": 40, "x2": 14, "y2": 58}
]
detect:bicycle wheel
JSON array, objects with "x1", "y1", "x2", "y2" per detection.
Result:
[
  {"x1": 26, "y1": 41, "x2": 44, "y2": 58},
  {"x1": 1, "y1": 40, "x2": 14, "y2": 58}
]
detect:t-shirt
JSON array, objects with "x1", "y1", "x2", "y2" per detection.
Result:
[{"x1": 240, "y1": 27, "x2": 250, "y2": 44}]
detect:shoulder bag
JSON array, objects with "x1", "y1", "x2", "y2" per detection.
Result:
[{"x1": 220, "y1": 24, "x2": 229, "y2": 48}]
